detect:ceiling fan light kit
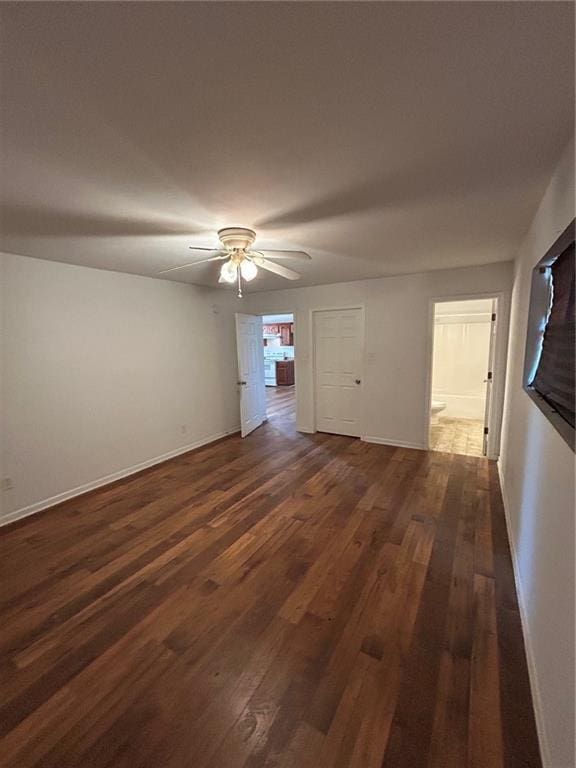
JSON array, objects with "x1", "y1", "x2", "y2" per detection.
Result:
[
  {"x1": 240, "y1": 259, "x2": 258, "y2": 282},
  {"x1": 219, "y1": 260, "x2": 238, "y2": 284},
  {"x1": 157, "y1": 226, "x2": 311, "y2": 297}
]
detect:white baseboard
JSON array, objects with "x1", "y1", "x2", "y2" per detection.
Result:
[
  {"x1": 497, "y1": 460, "x2": 550, "y2": 768},
  {"x1": 0, "y1": 427, "x2": 241, "y2": 529},
  {"x1": 362, "y1": 435, "x2": 427, "y2": 451}
]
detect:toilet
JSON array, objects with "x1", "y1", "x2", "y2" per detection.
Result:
[{"x1": 430, "y1": 399, "x2": 447, "y2": 424}]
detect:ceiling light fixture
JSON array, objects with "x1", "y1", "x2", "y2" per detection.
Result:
[
  {"x1": 220, "y1": 260, "x2": 237, "y2": 283},
  {"x1": 240, "y1": 259, "x2": 258, "y2": 281},
  {"x1": 157, "y1": 227, "x2": 311, "y2": 299}
]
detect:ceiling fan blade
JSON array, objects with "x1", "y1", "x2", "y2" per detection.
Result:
[
  {"x1": 188, "y1": 247, "x2": 224, "y2": 253},
  {"x1": 250, "y1": 249, "x2": 311, "y2": 261},
  {"x1": 157, "y1": 253, "x2": 226, "y2": 274},
  {"x1": 253, "y1": 256, "x2": 301, "y2": 281}
]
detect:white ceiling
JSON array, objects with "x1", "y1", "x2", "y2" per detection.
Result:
[{"x1": 0, "y1": 2, "x2": 573, "y2": 293}]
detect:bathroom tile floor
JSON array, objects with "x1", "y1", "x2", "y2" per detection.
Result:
[{"x1": 429, "y1": 416, "x2": 485, "y2": 457}]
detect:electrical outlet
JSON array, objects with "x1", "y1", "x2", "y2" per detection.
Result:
[{"x1": 1, "y1": 477, "x2": 14, "y2": 491}]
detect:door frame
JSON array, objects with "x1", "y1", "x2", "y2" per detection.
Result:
[
  {"x1": 310, "y1": 304, "x2": 366, "y2": 436},
  {"x1": 424, "y1": 292, "x2": 506, "y2": 459}
]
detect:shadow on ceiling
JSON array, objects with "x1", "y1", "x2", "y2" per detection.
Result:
[{"x1": 0, "y1": 203, "x2": 208, "y2": 238}]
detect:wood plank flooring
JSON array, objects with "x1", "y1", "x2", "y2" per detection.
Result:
[
  {"x1": 266, "y1": 384, "x2": 295, "y2": 420},
  {"x1": 0, "y1": 414, "x2": 541, "y2": 768}
]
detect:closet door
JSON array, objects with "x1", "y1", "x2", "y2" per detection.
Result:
[{"x1": 314, "y1": 309, "x2": 364, "y2": 437}]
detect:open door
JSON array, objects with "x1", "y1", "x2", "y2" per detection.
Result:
[
  {"x1": 236, "y1": 313, "x2": 267, "y2": 437},
  {"x1": 482, "y1": 299, "x2": 498, "y2": 456}
]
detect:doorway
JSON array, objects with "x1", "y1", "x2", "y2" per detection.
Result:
[
  {"x1": 262, "y1": 313, "x2": 296, "y2": 427},
  {"x1": 428, "y1": 298, "x2": 496, "y2": 457}
]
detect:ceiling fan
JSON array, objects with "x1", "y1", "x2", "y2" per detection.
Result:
[{"x1": 157, "y1": 227, "x2": 311, "y2": 297}]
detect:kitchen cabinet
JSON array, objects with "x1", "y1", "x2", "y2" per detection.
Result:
[
  {"x1": 276, "y1": 360, "x2": 294, "y2": 386},
  {"x1": 263, "y1": 322, "x2": 294, "y2": 346},
  {"x1": 280, "y1": 323, "x2": 293, "y2": 345}
]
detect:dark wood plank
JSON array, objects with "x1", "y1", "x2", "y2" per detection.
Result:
[{"x1": 0, "y1": 418, "x2": 541, "y2": 768}]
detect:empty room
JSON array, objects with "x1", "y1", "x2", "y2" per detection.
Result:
[{"x1": 0, "y1": 3, "x2": 574, "y2": 768}]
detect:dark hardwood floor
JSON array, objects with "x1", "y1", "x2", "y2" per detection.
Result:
[
  {"x1": 0, "y1": 405, "x2": 540, "y2": 768},
  {"x1": 266, "y1": 384, "x2": 295, "y2": 421}
]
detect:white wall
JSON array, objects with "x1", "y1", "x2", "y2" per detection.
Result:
[
  {"x1": 0, "y1": 253, "x2": 241, "y2": 524},
  {"x1": 245, "y1": 261, "x2": 512, "y2": 450},
  {"x1": 262, "y1": 314, "x2": 294, "y2": 324},
  {"x1": 264, "y1": 345, "x2": 294, "y2": 359},
  {"x1": 499, "y1": 136, "x2": 575, "y2": 768}
]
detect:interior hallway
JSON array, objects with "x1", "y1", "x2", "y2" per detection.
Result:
[{"x1": 0, "y1": 420, "x2": 540, "y2": 768}]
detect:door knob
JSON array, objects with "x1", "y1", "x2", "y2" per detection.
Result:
[
  {"x1": 238, "y1": 381, "x2": 247, "y2": 386},
  {"x1": 355, "y1": 379, "x2": 361, "y2": 385}
]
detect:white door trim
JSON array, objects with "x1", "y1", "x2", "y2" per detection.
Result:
[
  {"x1": 424, "y1": 292, "x2": 507, "y2": 459},
  {"x1": 310, "y1": 305, "x2": 366, "y2": 436},
  {"x1": 482, "y1": 300, "x2": 498, "y2": 456}
]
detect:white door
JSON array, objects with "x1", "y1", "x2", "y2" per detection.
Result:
[
  {"x1": 236, "y1": 313, "x2": 266, "y2": 438},
  {"x1": 482, "y1": 300, "x2": 497, "y2": 456},
  {"x1": 314, "y1": 308, "x2": 364, "y2": 437}
]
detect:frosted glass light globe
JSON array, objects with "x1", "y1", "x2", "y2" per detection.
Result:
[
  {"x1": 240, "y1": 259, "x2": 258, "y2": 281},
  {"x1": 220, "y1": 260, "x2": 237, "y2": 283}
]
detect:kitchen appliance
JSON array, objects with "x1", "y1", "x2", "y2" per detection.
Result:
[{"x1": 264, "y1": 350, "x2": 291, "y2": 386}]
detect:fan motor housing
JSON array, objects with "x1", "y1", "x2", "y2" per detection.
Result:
[{"x1": 218, "y1": 227, "x2": 256, "y2": 251}]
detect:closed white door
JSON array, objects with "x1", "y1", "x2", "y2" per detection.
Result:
[
  {"x1": 314, "y1": 308, "x2": 364, "y2": 437},
  {"x1": 236, "y1": 313, "x2": 266, "y2": 437}
]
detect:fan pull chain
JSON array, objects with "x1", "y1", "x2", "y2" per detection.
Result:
[{"x1": 237, "y1": 268, "x2": 243, "y2": 298}]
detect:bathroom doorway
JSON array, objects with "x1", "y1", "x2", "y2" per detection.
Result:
[{"x1": 428, "y1": 298, "x2": 496, "y2": 457}]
